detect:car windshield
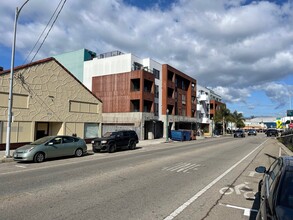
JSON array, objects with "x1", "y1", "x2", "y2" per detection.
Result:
[
  {"x1": 278, "y1": 171, "x2": 293, "y2": 209},
  {"x1": 103, "y1": 132, "x2": 117, "y2": 138},
  {"x1": 30, "y1": 136, "x2": 53, "y2": 145}
]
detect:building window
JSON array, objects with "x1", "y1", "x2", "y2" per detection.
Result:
[
  {"x1": 192, "y1": 96, "x2": 196, "y2": 104},
  {"x1": 153, "y1": 68, "x2": 160, "y2": 79},
  {"x1": 131, "y1": 79, "x2": 140, "y2": 91},
  {"x1": 143, "y1": 100, "x2": 152, "y2": 112},
  {"x1": 182, "y1": 107, "x2": 186, "y2": 116},
  {"x1": 182, "y1": 94, "x2": 186, "y2": 104},
  {"x1": 84, "y1": 123, "x2": 99, "y2": 138},
  {"x1": 69, "y1": 100, "x2": 98, "y2": 113},
  {"x1": 144, "y1": 79, "x2": 153, "y2": 93},
  {"x1": 154, "y1": 103, "x2": 159, "y2": 116},
  {"x1": 131, "y1": 100, "x2": 140, "y2": 112},
  {"x1": 182, "y1": 81, "x2": 185, "y2": 90},
  {"x1": 155, "y1": 85, "x2": 159, "y2": 98}
]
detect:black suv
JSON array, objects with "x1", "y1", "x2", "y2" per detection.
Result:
[
  {"x1": 91, "y1": 130, "x2": 139, "y2": 153},
  {"x1": 255, "y1": 156, "x2": 293, "y2": 220},
  {"x1": 234, "y1": 130, "x2": 245, "y2": 138},
  {"x1": 266, "y1": 129, "x2": 278, "y2": 137}
]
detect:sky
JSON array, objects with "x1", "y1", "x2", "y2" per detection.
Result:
[{"x1": 1, "y1": 0, "x2": 293, "y2": 118}]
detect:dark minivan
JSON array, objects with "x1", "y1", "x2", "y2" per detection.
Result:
[{"x1": 255, "y1": 156, "x2": 293, "y2": 220}]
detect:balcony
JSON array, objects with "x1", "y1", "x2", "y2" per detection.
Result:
[
  {"x1": 167, "y1": 80, "x2": 175, "y2": 89},
  {"x1": 202, "y1": 117, "x2": 210, "y2": 124},
  {"x1": 167, "y1": 97, "x2": 175, "y2": 106},
  {"x1": 197, "y1": 104, "x2": 203, "y2": 112},
  {"x1": 198, "y1": 94, "x2": 208, "y2": 102}
]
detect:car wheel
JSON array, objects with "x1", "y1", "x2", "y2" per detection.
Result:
[
  {"x1": 34, "y1": 152, "x2": 45, "y2": 163},
  {"x1": 129, "y1": 141, "x2": 136, "y2": 150},
  {"x1": 108, "y1": 144, "x2": 116, "y2": 153},
  {"x1": 75, "y1": 148, "x2": 83, "y2": 157},
  {"x1": 93, "y1": 149, "x2": 100, "y2": 153}
]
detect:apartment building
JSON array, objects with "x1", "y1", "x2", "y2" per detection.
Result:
[
  {"x1": 82, "y1": 51, "x2": 197, "y2": 140},
  {"x1": 196, "y1": 85, "x2": 210, "y2": 133},
  {"x1": 196, "y1": 85, "x2": 224, "y2": 135}
]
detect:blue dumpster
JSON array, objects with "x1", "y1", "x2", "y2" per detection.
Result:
[{"x1": 171, "y1": 130, "x2": 191, "y2": 141}]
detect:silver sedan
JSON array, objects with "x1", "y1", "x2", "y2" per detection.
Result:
[{"x1": 13, "y1": 135, "x2": 87, "y2": 163}]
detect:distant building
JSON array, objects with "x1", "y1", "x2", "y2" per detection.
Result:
[
  {"x1": 196, "y1": 85, "x2": 225, "y2": 135},
  {"x1": 244, "y1": 116, "x2": 277, "y2": 131},
  {"x1": 54, "y1": 48, "x2": 96, "y2": 82}
]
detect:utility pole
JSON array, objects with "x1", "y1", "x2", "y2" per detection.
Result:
[
  {"x1": 5, "y1": 0, "x2": 30, "y2": 158},
  {"x1": 166, "y1": 109, "x2": 169, "y2": 142}
]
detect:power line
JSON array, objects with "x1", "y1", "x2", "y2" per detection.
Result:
[
  {"x1": 23, "y1": 0, "x2": 65, "y2": 64},
  {"x1": 25, "y1": 0, "x2": 67, "y2": 64}
]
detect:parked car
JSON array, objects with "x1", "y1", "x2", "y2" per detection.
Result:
[
  {"x1": 266, "y1": 129, "x2": 278, "y2": 137},
  {"x1": 234, "y1": 130, "x2": 245, "y2": 138},
  {"x1": 248, "y1": 129, "x2": 257, "y2": 136},
  {"x1": 13, "y1": 135, "x2": 87, "y2": 163},
  {"x1": 92, "y1": 130, "x2": 139, "y2": 153},
  {"x1": 255, "y1": 156, "x2": 293, "y2": 220}
]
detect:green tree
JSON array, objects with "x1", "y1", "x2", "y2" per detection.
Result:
[
  {"x1": 214, "y1": 104, "x2": 231, "y2": 135},
  {"x1": 231, "y1": 111, "x2": 245, "y2": 128}
]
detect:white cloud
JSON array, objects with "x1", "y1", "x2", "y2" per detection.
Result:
[
  {"x1": 212, "y1": 86, "x2": 250, "y2": 103},
  {"x1": 254, "y1": 82, "x2": 293, "y2": 109}
]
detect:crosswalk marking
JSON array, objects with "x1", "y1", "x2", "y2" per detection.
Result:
[{"x1": 162, "y1": 162, "x2": 201, "y2": 173}]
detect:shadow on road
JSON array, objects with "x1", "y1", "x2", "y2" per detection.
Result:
[{"x1": 249, "y1": 191, "x2": 260, "y2": 219}]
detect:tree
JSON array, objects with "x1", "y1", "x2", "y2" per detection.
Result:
[
  {"x1": 231, "y1": 111, "x2": 245, "y2": 128},
  {"x1": 214, "y1": 104, "x2": 231, "y2": 135}
]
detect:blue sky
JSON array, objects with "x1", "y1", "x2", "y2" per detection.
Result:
[{"x1": 1, "y1": 0, "x2": 293, "y2": 118}]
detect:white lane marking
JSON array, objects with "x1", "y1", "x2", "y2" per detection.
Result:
[
  {"x1": 162, "y1": 162, "x2": 201, "y2": 173},
  {"x1": 219, "y1": 203, "x2": 258, "y2": 217},
  {"x1": 163, "y1": 139, "x2": 268, "y2": 220},
  {"x1": 248, "y1": 171, "x2": 257, "y2": 177},
  {"x1": 182, "y1": 164, "x2": 201, "y2": 173}
]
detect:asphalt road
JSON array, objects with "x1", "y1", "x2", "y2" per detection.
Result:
[{"x1": 0, "y1": 134, "x2": 290, "y2": 220}]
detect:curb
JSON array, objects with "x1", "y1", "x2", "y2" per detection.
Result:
[{"x1": 1, "y1": 156, "x2": 14, "y2": 163}]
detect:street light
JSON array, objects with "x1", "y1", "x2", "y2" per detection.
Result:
[
  {"x1": 166, "y1": 109, "x2": 169, "y2": 142},
  {"x1": 5, "y1": 0, "x2": 30, "y2": 158},
  {"x1": 211, "y1": 117, "x2": 214, "y2": 137}
]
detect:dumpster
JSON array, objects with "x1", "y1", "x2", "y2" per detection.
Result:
[{"x1": 171, "y1": 130, "x2": 191, "y2": 141}]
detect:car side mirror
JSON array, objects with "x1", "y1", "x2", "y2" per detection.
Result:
[{"x1": 255, "y1": 166, "x2": 266, "y2": 173}]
